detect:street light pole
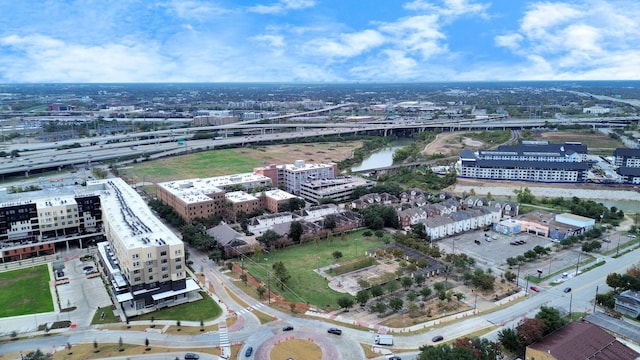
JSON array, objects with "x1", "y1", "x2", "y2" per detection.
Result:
[
  {"x1": 474, "y1": 291, "x2": 478, "y2": 314},
  {"x1": 516, "y1": 264, "x2": 521, "y2": 287},
  {"x1": 575, "y1": 250, "x2": 582, "y2": 275},
  {"x1": 267, "y1": 271, "x2": 271, "y2": 305},
  {"x1": 569, "y1": 291, "x2": 573, "y2": 317},
  {"x1": 525, "y1": 275, "x2": 530, "y2": 295}
]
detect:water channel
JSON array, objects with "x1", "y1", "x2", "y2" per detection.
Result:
[{"x1": 350, "y1": 139, "x2": 413, "y2": 172}]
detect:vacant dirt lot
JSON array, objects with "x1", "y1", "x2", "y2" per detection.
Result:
[
  {"x1": 422, "y1": 132, "x2": 485, "y2": 156},
  {"x1": 538, "y1": 130, "x2": 625, "y2": 149}
]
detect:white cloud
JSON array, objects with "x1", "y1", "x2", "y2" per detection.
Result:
[
  {"x1": 494, "y1": 33, "x2": 523, "y2": 51},
  {"x1": 248, "y1": 0, "x2": 315, "y2": 15},
  {"x1": 493, "y1": 0, "x2": 640, "y2": 80},
  {"x1": 165, "y1": 0, "x2": 232, "y2": 20},
  {"x1": 0, "y1": 34, "x2": 176, "y2": 82},
  {"x1": 404, "y1": 0, "x2": 489, "y2": 19},
  {"x1": 304, "y1": 30, "x2": 386, "y2": 58}
]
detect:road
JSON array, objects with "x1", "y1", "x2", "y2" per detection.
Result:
[{"x1": 2, "y1": 241, "x2": 638, "y2": 360}]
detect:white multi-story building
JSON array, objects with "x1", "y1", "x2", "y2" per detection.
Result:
[
  {"x1": 90, "y1": 178, "x2": 199, "y2": 314},
  {"x1": 254, "y1": 160, "x2": 338, "y2": 195}
]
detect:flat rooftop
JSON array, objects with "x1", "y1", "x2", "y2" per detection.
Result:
[
  {"x1": 86, "y1": 178, "x2": 182, "y2": 249},
  {"x1": 157, "y1": 173, "x2": 272, "y2": 204}
]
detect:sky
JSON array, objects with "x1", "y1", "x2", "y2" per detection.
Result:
[{"x1": 0, "y1": 0, "x2": 639, "y2": 83}]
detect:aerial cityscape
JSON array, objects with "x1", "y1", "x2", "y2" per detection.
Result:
[{"x1": 2, "y1": 1, "x2": 640, "y2": 360}]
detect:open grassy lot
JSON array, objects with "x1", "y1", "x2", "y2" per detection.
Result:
[
  {"x1": 124, "y1": 141, "x2": 361, "y2": 183},
  {"x1": 241, "y1": 230, "x2": 386, "y2": 310},
  {"x1": 0, "y1": 265, "x2": 53, "y2": 317},
  {"x1": 539, "y1": 130, "x2": 625, "y2": 149},
  {"x1": 131, "y1": 292, "x2": 222, "y2": 321}
]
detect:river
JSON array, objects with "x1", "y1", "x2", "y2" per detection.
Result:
[{"x1": 350, "y1": 139, "x2": 414, "y2": 172}]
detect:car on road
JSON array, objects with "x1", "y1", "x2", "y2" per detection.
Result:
[
  {"x1": 184, "y1": 353, "x2": 200, "y2": 360},
  {"x1": 474, "y1": 239, "x2": 481, "y2": 245},
  {"x1": 530, "y1": 286, "x2": 540, "y2": 292},
  {"x1": 388, "y1": 356, "x2": 402, "y2": 360},
  {"x1": 282, "y1": 325, "x2": 294, "y2": 331},
  {"x1": 245, "y1": 346, "x2": 253, "y2": 357},
  {"x1": 432, "y1": 335, "x2": 444, "y2": 342},
  {"x1": 484, "y1": 237, "x2": 491, "y2": 242},
  {"x1": 602, "y1": 238, "x2": 611, "y2": 243},
  {"x1": 628, "y1": 234, "x2": 637, "y2": 238},
  {"x1": 564, "y1": 287, "x2": 572, "y2": 293},
  {"x1": 327, "y1": 327, "x2": 342, "y2": 335}
]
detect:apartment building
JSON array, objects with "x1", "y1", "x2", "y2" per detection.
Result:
[
  {"x1": 459, "y1": 149, "x2": 589, "y2": 183},
  {"x1": 1, "y1": 189, "x2": 103, "y2": 263},
  {"x1": 299, "y1": 176, "x2": 375, "y2": 204},
  {"x1": 254, "y1": 160, "x2": 338, "y2": 195},
  {"x1": 225, "y1": 191, "x2": 260, "y2": 221},
  {"x1": 156, "y1": 173, "x2": 272, "y2": 223},
  {"x1": 91, "y1": 178, "x2": 198, "y2": 314}
]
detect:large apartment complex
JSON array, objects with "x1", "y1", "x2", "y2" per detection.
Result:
[
  {"x1": 0, "y1": 178, "x2": 198, "y2": 315},
  {"x1": 0, "y1": 188, "x2": 103, "y2": 263},
  {"x1": 458, "y1": 142, "x2": 590, "y2": 183},
  {"x1": 91, "y1": 178, "x2": 198, "y2": 314},
  {"x1": 254, "y1": 160, "x2": 338, "y2": 194}
]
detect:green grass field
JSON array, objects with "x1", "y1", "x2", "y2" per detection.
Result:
[
  {"x1": 132, "y1": 292, "x2": 222, "y2": 321},
  {"x1": 0, "y1": 265, "x2": 53, "y2": 317},
  {"x1": 123, "y1": 141, "x2": 360, "y2": 184},
  {"x1": 241, "y1": 230, "x2": 387, "y2": 310}
]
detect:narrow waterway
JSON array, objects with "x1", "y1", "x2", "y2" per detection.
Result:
[{"x1": 350, "y1": 139, "x2": 413, "y2": 172}]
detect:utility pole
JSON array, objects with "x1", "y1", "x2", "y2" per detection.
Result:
[
  {"x1": 267, "y1": 271, "x2": 271, "y2": 305},
  {"x1": 569, "y1": 291, "x2": 573, "y2": 317},
  {"x1": 593, "y1": 285, "x2": 599, "y2": 313},
  {"x1": 525, "y1": 275, "x2": 530, "y2": 295},
  {"x1": 516, "y1": 264, "x2": 521, "y2": 287},
  {"x1": 575, "y1": 250, "x2": 582, "y2": 275}
]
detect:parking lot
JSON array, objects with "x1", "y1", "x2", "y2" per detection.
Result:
[{"x1": 436, "y1": 230, "x2": 585, "y2": 280}]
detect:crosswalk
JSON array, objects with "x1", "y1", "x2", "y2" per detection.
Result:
[
  {"x1": 235, "y1": 302, "x2": 266, "y2": 315},
  {"x1": 218, "y1": 322, "x2": 231, "y2": 359}
]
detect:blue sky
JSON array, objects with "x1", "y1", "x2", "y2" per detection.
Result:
[{"x1": 0, "y1": 0, "x2": 639, "y2": 83}]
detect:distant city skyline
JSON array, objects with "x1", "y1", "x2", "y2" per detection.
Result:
[{"x1": 1, "y1": 0, "x2": 639, "y2": 83}]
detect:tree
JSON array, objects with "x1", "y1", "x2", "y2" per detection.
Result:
[
  {"x1": 514, "y1": 187, "x2": 534, "y2": 204},
  {"x1": 386, "y1": 279, "x2": 400, "y2": 293},
  {"x1": 420, "y1": 286, "x2": 432, "y2": 299},
  {"x1": 371, "y1": 285, "x2": 384, "y2": 297},
  {"x1": 337, "y1": 296, "x2": 354, "y2": 309},
  {"x1": 23, "y1": 350, "x2": 48, "y2": 360},
  {"x1": 401, "y1": 276, "x2": 413, "y2": 290},
  {"x1": 324, "y1": 217, "x2": 337, "y2": 230},
  {"x1": 524, "y1": 250, "x2": 537, "y2": 260},
  {"x1": 407, "y1": 291, "x2": 417, "y2": 302},
  {"x1": 414, "y1": 273, "x2": 426, "y2": 286},
  {"x1": 272, "y1": 261, "x2": 291, "y2": 289},
  {"x1": 257, "y1": 230, "x2": 280, "y2": 249},
  {"x1": 287, "y1": 197, "x2": 306, "y2": 212},
  {"x1": 374, "y1": 300, "x2": 387, "y2": 314},
  {"x1": 535, "y1": 306, "x2": 567, "y2": 335},
  {"x1": 516, "y1": 318, "x2": 545, "y2": 346},
  {"x1": 607, "y1": 272, "x2": 624, "y2": 291},
  {"x1": 257, "y1": 286, "x2": 266, "y2": 300},
  {"x1": 288, "y1": 221, "x2": 304, "y2": 244},
  {"x1": 332, "y1": 250, "x2": 343, "y2": 260},
  {"x1": 504, "y1": 271, "x2": 517, "y2": 283},
  {"x1": 506, "y1": 257, "x2": 519, "y2": 267},
  {"x1": 356, "y1": 289, "x2": 370, "y2": 305},
  {"x1": 498, "y1": 327, "x2": 523, "y2": 354},
  {"x1": 389, "y1": 297, "x2": 404, "y2": 312}
]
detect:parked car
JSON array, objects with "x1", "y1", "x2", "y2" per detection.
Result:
[
  {"x1": 564, "y1": 287, "x2": 572, "y2": 293},
  {"x1": 530, "y1": 286, "x2": 540, "y2": 292},
  {"x1": 245, "y1": 346, "x2": 253, "y2": 357},
  {"x1": 474, "y1": 239, "x2": 481, "y2": 245},
  {"x1": 327, "y1": 328, "x2": 342, "y2": 335},
  {"x1": 484, "y1": 237, "x2": 491, "y2": 242},
  {"x1": 282, "y1": 325, "x2": 294, "y2": 331},
  {"x1": 602, "y1": 238, "x2": 611, "y2": 243},
  {"x1": 628, "y1": 234, "x2": 637, "y2": 238},
  {"x1": 432, "y1": 335, "x2": 444, "y2": 342},
  {"x1": 184, "y1": 353, "x2": 200, "y2": 360},
  {"x1": 388, "y1": 356, "x2": 402, "y2": 360}
]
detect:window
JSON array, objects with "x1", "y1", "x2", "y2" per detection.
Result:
[
  {"x1": 133, "y1": 269, "x2": 140, "y2": 274},
  {"x1": 145, "y1": 260, "x2": 153, "y2": 266},
  {"x1": 133, "y1": 261, "x2": 140, "y2": 267},
  {"x1": 148, "y1": 268, "x2": 153, "y2": 273},
  {"x1": 176, "y1": 264, "x2": 182, "y2": 270},
  {"x1": 134, "y1": 277, "x2": 141, "y2": 282},
  {"x1": 160, "y1": 251, "x2": 167, "y2": 256},
  {"x1": 132, "y1": 254, "x2": 139, "y2": 259},
  {"x1": 161, "y1": 266, "x2": 168, "y2": 272},
  {"x1": 162, "y1": 274, "x2": 169, "y2": 279},
  {"x1": 147, "y1": 253, "x2": 152, "y2": 259},
  {"x1": 161, "y1": 259, "x2": 168, "y2": 264},
  {"x1": 175, "y1": 257, "x2": 181, "y2": 262}
]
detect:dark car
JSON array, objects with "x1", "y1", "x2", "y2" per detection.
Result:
[
  {"x1": 432, "y1": 335, "x2": 444, "y2": 342},
  {"x1": 327, "y1": 328, "x2": 342, "y2": 335},
  {"x1": 283, "y1": 325, "x2": 294, "y2": 331},
  {"x1": 389, "y1": 356, "x2": 402, "y2": 360},
  {"x1": 474, "y1": 239, "x2": 481, "y2": 245},
  {"x1": 245, "y1": 346, "x2": 253, "y2": 357},
  {"x1": 530, "y1": 286, "x2": 540, "y2": 292},
  {"x1": 563, "y1": 287, "x2": 572, "y2": 293},
  {"x1": 184, "y1": 353, "x2": 200, "y2": 360},
  {"x1": 602, "y1": 238, "x2": 611, "y2": 243}
]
